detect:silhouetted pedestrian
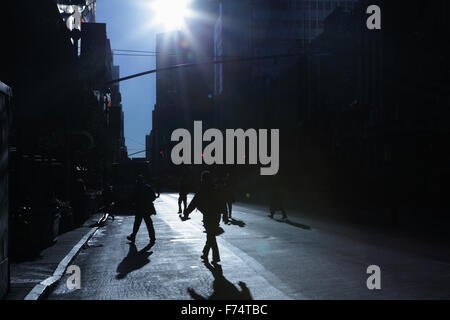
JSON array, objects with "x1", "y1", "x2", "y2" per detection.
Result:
[
  {"x1": 222, "y1": 172, "x2": 235, "y2": 223},
  {"x1": 269, "y1": 186, "x2": 287, "y2": 220},
  {"x1": 178, "y1": 173, "x2": 189, "y2": 214},
  {"x1": 127, "y1": 175, "x2": 156, "y2": 245},
  {"x1": 184, "y1": 171, "x2": 222, "y2": 264},
  {"x1": 102, "y1": 184, "x2": 115, "y2": 221},
  {"x1": 71, "y1": 178, "x2": 87, "y2": 226}
]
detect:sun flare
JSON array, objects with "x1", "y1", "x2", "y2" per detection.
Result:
[{"x1": 151, "y1": 0, "x2": 192, "y2": 31}]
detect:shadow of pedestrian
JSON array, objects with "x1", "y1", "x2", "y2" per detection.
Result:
[
  {"x1": 116, "y1": 243, "x2": 153, "y2": 279},
  {"x1": 275, "y1": 218, "x2": 311, "y2": 230},
  {"x1": 229, "y1": 218, "x2": 246, "y2": 228},
  {"x1": 187, "y1": 261, "x2": 253, "y2": 300}
]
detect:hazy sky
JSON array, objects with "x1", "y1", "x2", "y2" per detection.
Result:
[{"x1": 96, "y1": 0, "x2": 161, "y2": 157}]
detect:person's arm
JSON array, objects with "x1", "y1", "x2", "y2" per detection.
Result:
[
  {"x1": 184, "y1": 193, "x2": 199, "y2": 217},
  {"x1": 148, "y1": 185, "x2": 157, "y2": 202}
]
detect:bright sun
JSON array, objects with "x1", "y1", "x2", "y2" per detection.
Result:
[{"x1": 151, "y1": 0, "x2": 192, "y2": 31}]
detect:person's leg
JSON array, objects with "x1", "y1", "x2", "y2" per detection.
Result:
[
  {"x1": 133, "y1": 215, "x2": 143, "y2": 235},
  {"x1": 281, "y1": 208, "x2": 287, "y2": 219},
  {"x1": 100, "y1": 209, "x2": 107, "y2": 221},
  {"x1": 209, "y1": 233, "x2": 220, "y2": 263},
  {"x1": 202, "y1": 234, "x2": 211, "y2": 260},
  {"x1": 202, "y1": 244, "x2": 210, "y2": 259},
  {"x1": 107, "y1": 204, "x2": 115, "y2": 220},
  {"x1": 143, "y1": 214, "x2": 156, "y2": 243},
  {"x1": 178, "y1": 196, "x2": 182, "y2": 213},
  {"x1": 222, "y1": 212, "x2": 229, "y2": 224},
  {"x1": 182, "y1": 197, "x2": 187, "y2": 212},
  {"x1": 128, "y1": 215, "x2": 143, "y2": 241},
  {"x1": 227, "y1": 201, "x2": 232, "y2": 219}
]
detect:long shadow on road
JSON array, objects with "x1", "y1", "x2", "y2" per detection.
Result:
[
  {"x1": 273, "y1": 218, "x2": 311, "y2": 230},
  {"x1": 116, "y1": 243, "x2": 153, "y2": 279},
  {"x1": 187, "y1": 261, "x2": 253, "y2": 300}
]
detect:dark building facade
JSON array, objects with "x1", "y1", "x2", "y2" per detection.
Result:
[
  {"x1": 81, "y1": 23, "x2": 113, "y2": 89},
  {"x1": 1, "y1": 0, "x2": 83, "y2": 207},
  {"x1": 0, "y1": 1, "x2": 128, "y2": 265},
  {"x1": 0, "y1": 81, "x2": 12, "y2": 299},
  {"x1": 109, "y1": 105, "x2": 127, "y2": 161},
  {"x1": 145, "y1": 134, "x2": 152, "y2": 161},
  {"x1": 291, "y1": 0, "x2": 450, "y2": 215},
  {"x1": 109, "y1": 65, "x2": 127, "y2": 162},
  {"x1": 80, "y1": 22, "x2": 128, "y2": 180},
  {"x1": 149, "y1": 0, "x2": 362, "y2": 187},
  {"x1": 213, "y1": 0, "x2": 357, "y2": 130},
  {"x1": 204, "y1": 0, "x2": 361, "y2": 192},
  {"x1": 148, "y1": 0, "x2": 450, "y2": 216},
  {"x1": 56, "y1": 0, "x2": 96, "y2": 31},
  {"x1": 150, "y1": 22, "x2": 215, "y2": 179}
]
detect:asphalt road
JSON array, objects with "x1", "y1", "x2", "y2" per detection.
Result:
[{"x1": 47, "y1": 193, "x2": 450, "y2": 300}]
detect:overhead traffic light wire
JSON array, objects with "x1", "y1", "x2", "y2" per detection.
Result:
[
  {"x1": 106, "y1": 52, "x2": 304, "y2": 85},
  {"x1": 128, "y1": 150, "x2": 146, "y2": 157}
]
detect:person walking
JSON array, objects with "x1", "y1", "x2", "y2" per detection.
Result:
[
  {"x1": 71, "y1": 178, "x2": 88, "y2": 226},
  {"x1": 127, "y1": 175, "x2": 157, "y2": 245},
  {"x1": 269, "y1": 187, "x2": 288, "y2": 220},
  {"x1": 102, "y1": 184, "x2": 115, "y2": 221},
  {"x1": 178, "y1": 173, "x2": 189, "y2": 214},
  {"x1": 222, "y1": 172, "x2": 235, "y2": 223},
  {"x1": 184, "y1": 171, "x2": 222, "y2": 264}
]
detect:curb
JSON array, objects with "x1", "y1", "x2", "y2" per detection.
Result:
[{"x1": 24, "y1": 225, "x2": 101, "y2": 300}]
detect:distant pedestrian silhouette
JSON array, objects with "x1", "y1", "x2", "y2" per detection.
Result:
[
  {"x1": 221, "y1": 172, "x2": 235, "y2": 224},
  {"x1": 101, "y1": 184, "x2": 115, "y2": 221},
  {"x1": 269, "y1": 183, "x2": 287, "y2": 220},
  {"x1": 127, "y1": 175, "x2": 157, "y2": 245},
  {"x1": 184, "y1": 171, "x2": 222, "y2": 264},
  {"x1": 71, "y1": 178, "x2": 88, "y2": 226},
  {"x1": 178, "y1": 173, "x2": 189, "y2": 214}
]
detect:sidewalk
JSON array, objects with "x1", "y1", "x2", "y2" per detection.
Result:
[{"x1": 6, "y1": 214, "x2": 103, "y2": 300}]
